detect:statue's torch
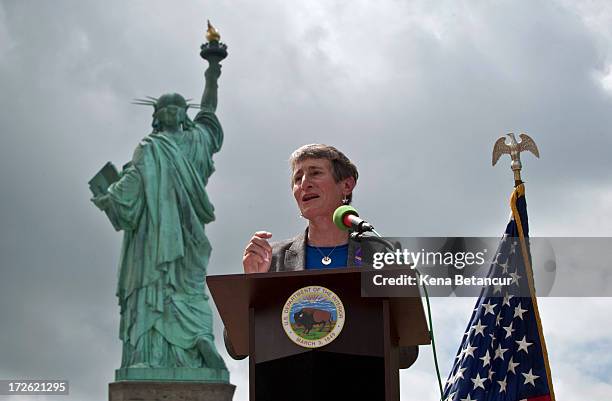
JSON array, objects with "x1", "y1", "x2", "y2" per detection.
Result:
[{"x1": 200, "y1": 20, "x2": 228, "y2": 65}]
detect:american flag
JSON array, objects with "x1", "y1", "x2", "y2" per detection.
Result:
[{"x1": 442, "y1": 184, "x2": 555, "y2": 401}]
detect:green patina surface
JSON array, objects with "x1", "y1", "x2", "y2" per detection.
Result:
[{"x1": 92, "y1": 40, "x2": 229, "y2": 382}]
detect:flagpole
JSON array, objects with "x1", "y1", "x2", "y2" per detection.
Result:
[
  {"x1": 510, "y1": 185, "x2": 556, "y2": 401},
  {"x1": 493, "y1": 133, "x2": 556, "y2": 401}
]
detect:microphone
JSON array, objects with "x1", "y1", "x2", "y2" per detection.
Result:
[{"x1": 333, "y1": 205, "x2": 374, "y2": 232}]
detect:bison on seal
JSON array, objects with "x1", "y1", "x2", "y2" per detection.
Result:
[{"x1": 293, "y1": 308, "x2": 333, "y2": 334}]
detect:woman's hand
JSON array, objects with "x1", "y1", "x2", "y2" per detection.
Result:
[{"x1": 243, "y1": 231, "x2": 273, "y2": 273}]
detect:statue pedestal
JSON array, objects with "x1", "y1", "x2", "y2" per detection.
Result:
[{"x1": 109, "y1": 381, "x2": 235, "y2": 401}]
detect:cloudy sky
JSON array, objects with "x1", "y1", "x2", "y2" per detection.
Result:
[{"x1": 1, "y1": 0, "x2": 611, "y2": 400}]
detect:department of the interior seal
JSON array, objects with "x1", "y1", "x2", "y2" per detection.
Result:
[{"x1": 281, "y1": 286, "x2": 345, "y2": 348}]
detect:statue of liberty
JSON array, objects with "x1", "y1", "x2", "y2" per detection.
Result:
[{"x1": 90, "y1": 22, "x2": 229, "y2": 383}]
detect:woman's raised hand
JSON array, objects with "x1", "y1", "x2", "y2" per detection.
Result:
[{"x1": 243, "y1": 231, "x2": 273, "y2": 273}]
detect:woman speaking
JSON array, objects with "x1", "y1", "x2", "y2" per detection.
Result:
[
  {"x1": 229, "y1": 144, "x2": 417, "y2": 369},
  {"x1": 242, "y1": 143, "x2": 360, "y2": 273}
]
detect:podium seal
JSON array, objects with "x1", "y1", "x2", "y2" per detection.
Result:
[{"x1": 281, "y1": 286, "x2": 345, "y2": 348}]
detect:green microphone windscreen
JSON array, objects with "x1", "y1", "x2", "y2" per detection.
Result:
[{"x1": 333, "y1": 205, "x2": 358, "y2": 231}]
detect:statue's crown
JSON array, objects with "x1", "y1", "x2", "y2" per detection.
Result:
[{"x1": 132, "y1": 93, "x2": 200, "y2": 110}]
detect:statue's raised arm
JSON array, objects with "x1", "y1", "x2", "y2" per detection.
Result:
[
  {"x1": 201, "y1": 62, "x2": 221, "y2": 112},
  {"x1": 193, "y1": 20, "x2": 228, "y2": 154},
  {"x1": 199, "y1": 21, "x2": 227, "y2": 113}
]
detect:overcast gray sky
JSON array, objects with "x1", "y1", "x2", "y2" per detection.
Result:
[{"x1": 1, "y1": 0, "x2": 612, "y2": 400}]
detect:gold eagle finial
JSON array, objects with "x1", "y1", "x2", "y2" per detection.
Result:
[
  {"x1": 206, "y1": 20, "x2": 221, "y2": 42},
  {"x1": 492, "y1": 132, "x2": 540, "y2": 185}
]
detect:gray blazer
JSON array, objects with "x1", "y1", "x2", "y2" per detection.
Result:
[{"x1": 224, "y1": 229, "x2": 419, "y2": 369}]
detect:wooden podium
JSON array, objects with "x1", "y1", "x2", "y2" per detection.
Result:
[{"x1": 207, "y1": 268, "x2": 430, "y2": 401}]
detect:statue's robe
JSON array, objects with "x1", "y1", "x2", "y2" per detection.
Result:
[{"x1": 104, "y1": 110, "x2": 225, "y2": 369}]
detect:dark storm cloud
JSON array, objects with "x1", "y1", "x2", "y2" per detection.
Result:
[{"x1": 1, "y1": 1, "x2": 612, "y2": 400}]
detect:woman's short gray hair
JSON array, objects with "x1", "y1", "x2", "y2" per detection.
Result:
[{"x1": 289, "y1": 144, "x2": 359, "y2": 204}]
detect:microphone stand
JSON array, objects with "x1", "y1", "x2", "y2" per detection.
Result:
[
  {"x1": 349, "y1": 229, "x2": 445, "y2": 400},
  {"x1": 350, "y1": 231, "x2": 396, "y2": 253}
]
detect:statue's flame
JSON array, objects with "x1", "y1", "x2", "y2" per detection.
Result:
[{"x1": 206, "y1": 20, "x2": 221, "y2": 42}]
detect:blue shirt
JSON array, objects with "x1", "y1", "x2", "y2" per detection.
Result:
[{"x1": 305, "y1": 244, "x2": 349, "y2": 269}]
